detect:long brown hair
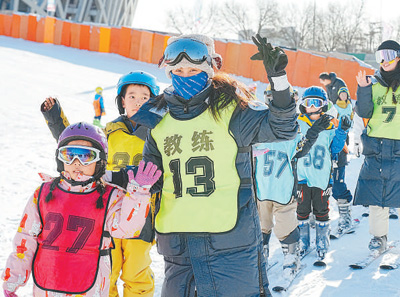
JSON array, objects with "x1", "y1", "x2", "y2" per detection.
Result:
[{"x1": 154, "y1": 72, "x2": 255, "y2": 120}]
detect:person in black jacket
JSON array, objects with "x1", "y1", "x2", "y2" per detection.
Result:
[
  {"x1": 117, "y1": 33, "x2": 298, "y2": 297},
  {"x1": 319, "y1": 72, "x2": 347, "y2": 104}
]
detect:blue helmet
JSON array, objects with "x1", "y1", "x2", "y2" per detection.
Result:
[
  {"x1": 116, "y1": 71, "x2": 160, "y2": 114},
  {"x1": 299, "y1": 86, "x2": 328, "y2": 114}
]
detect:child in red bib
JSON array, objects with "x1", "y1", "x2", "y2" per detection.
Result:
[{"x1": 2, "y1": 122, "x2": 161, "y2": 297}]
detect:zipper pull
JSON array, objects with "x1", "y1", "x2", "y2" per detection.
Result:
[{"x1": 184, "y1": 104, "x2": 188, "y2": 113}]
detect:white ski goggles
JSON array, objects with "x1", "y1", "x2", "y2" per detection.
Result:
[
  {"x1": 375, "y1": 49, "x2": 400, "y2": 64},
  {"x1": 57, "y1": 145, "x2": 102, "y2": 165}
]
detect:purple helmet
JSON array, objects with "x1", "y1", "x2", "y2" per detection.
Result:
[{"x1": 56, "y1": 122, "x2": 108, "y2": 174}]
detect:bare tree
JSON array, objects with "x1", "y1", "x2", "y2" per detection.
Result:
[
  {"x1": 396, "y1": 18, "x2": 400, "y2": 42},
  {"x1": 166, "y1": 2, "x2": 223, "y2": 36},
  {"x1": 255, "y1": 0, "x2": 280, "y2": 34},
  {"x1": 314, "y1": 4, "x2": 344, "y2": 51},
  {"x1": 340, "y1": 0, "x2": 366, "y2": 52},
  {"x1": 219, "y1": 1, "x2": 254, "y2": 40},
  {"x1": 217, "y1": 0, "x2": 280, "y2": 40},
  {"x1": 280, "y1": 2, "x2": 314, "y2": 49}
]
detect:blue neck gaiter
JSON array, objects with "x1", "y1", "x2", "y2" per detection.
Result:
[{"x1": 171, "y1": 71, "x2": 209, "y2": 100}]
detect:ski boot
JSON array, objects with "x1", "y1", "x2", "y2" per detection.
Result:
[
  {"x1": 309, "y1": 213, "x2": 316, "y2": 229},
  {"x1": 337, "y1": 199, "x2": 352, "y2": 232},
  {"x1": 262, "y1": 232, "x2": 271, "y2": 266},
  {"x1": 368, "y1": 235, "x2": 387, "y2": 254},
  {"x1": 298, "y1": 220, "x2": 310, "y2": 257},
  {"x1": 316, "y1": 221, "x2": 330, "y2": 261},
  {"x1": 281, "y1": 228, "x2": 301, "y2": 270},
  {"x1": 281, "y1": 242, "x2": 300, "y2": 270}
]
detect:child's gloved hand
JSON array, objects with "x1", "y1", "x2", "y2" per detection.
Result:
[
  {"x1": 127, "y1": 161, "x2": 162, "y2": 191},
  {"x1": 306, "y1": 114, "x2": 332, "y2": 139},
  {"x1": 340, "y1": 115, "x2": 352, "y2": 132},
  {"x1": 4, "y1": 290, "x2": 18, "y2": 297}
]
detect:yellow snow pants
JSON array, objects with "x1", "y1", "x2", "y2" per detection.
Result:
[{"x1": 109, "y1": 239, "x2": 154, "y2": 297}]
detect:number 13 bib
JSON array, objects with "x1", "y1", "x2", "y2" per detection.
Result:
[{"x1": 152, "y1": 104, "x2": 240, "y2": 233}]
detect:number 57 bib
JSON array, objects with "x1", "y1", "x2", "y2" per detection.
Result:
[{"x1": 152, "y1": 104, "x2": 241, "y2": 233}]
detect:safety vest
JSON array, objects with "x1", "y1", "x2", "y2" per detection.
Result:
[
  {"x1": 297, "y1": 114, "x2": 336, "y2": 190},
  {"x1": 367, "y1": 84, "x2": 400, "y2": 140},
  {"x1": 32, "y1": 182, "x2": 113, "y2": 294},
  {"x1": 151, "y1": 104, "x2": 241, "y2": 233},
  {"x1": 93, "y1": 94, "x2": 104, "y2": 117},
  {"x1": 254, "y1": 133, "x2": 302, "y2": 204},
  {"x1": 106, "y1": 123, "x2": 145, "y2": 171}
]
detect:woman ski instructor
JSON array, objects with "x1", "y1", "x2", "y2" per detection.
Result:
[{"x1": 112, "y1": 33, "x2": 299, "y2": 296}]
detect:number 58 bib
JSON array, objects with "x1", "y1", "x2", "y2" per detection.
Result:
[{"x1": 152, "y1": 104, "x2": 241, "y2": 233}]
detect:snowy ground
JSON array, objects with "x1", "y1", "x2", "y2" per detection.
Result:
[{"x1": 1, "y1": 36, "x2": 400, "y2": 296}]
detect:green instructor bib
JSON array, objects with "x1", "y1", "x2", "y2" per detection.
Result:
[
  {"x1": 152, "y1": 104, "x2": 240, "y2": 233},
  {"x1": 367, "y1": 84, "x2": 400, "y2": 140}
]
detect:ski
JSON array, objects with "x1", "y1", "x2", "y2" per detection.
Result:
[
  {"x1": 271, "y1": 247, "x2": 314, "y2": 292},
  {"x1": 362, "y1": 206, "x2": 369, "y2": 217},
  {"x1": 313, "y1": 257, "x2": 326, "y2": 267},
  {"x1": 380, "y1": 261, "x2": 400, "y2": 270},
  {"x1": 389, "y1": 208, "x2": 398, "y2": 220},
  {"x1": 380, "y1": 247, "x2": 400, "y2": 270},
  {"x1": 330, "y1": 218, "x2": 361, "y2": 239},
  {"x1": 271, "y1": 264, "x2": 306, "y2": 292},
  {"x1": 349, "y1": 241, "x2": 400, "y2": 270},
  {"x1": 267, "y1": 259, "x2": 279, "y2": 271}
]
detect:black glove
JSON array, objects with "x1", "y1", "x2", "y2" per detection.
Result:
[
  {"x1": 340, "y1": 115, "x2": 352, "y2": 132},
  {"x1": 251, "y1": 34, "x2": 288, "y2": 77},
  {"x1": 306, "y1": 114, "x2": 332, "y2": 139}
]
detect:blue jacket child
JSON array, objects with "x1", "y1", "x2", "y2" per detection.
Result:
[{"x1": 295, "y1": 86, "x2": 350, "y2": 262}]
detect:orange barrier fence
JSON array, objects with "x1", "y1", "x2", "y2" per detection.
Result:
[{"x1": 0, "y1": 12, "x2": 375, "y2": 97}]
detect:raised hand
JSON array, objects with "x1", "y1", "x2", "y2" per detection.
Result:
[
  {"x1": 41, "y1": 97, "x2": 56, "y2": 112},
  {"x1": 251, "y1": 34, "x2": 288, "y2": 77},
  {"x1": 127, "y1": 160, "x2": 162, "y2": 189},
  {"x1": 356, "y1": 70, "x2": 371, "y2": 87}
]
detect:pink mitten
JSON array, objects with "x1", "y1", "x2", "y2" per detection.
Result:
[
  {"x1": 127, "y1": 161, "x2": 162, "y2": 188},
  {"x1": 4, "y1": 290, "x2": 18, "y2": 297}
]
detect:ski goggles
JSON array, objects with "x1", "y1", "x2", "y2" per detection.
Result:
[
  {"x1": 300, "y1": 98, "x2": 326, "y2": 108},
  {"x1": 57, "y1": 145, "x2": 101, "y2": 165},
  {"x1": 159, "y1": 39, "x2": 212, "y2": 67},
  {"x1": 375, "y1": 49, "x2": 400, "y2": 64}
]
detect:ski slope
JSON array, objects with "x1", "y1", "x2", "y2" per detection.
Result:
[{"x1": 1, "y1": 36, "x2": 400, "y2": 297}]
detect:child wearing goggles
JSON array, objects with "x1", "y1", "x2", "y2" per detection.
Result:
[
  {"x1": 296, "y1": 86, "x2": 350, "y2": 265},
  {"x1": 41, "y1": 71, "x2": 161, "y2": 297},
  {"x1": 253, "y1": 101, "x2": 331, "y2": 276},
  {"x1": 2, "y1": 122, "x2": 161, "y2": 297},
  {"x1": 354, "y1": 40, "x2": 400, "y2": 256}
]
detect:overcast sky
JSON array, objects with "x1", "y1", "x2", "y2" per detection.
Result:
[{"x1": 132, "y1": 0, "x2": 400, "y2": 38}]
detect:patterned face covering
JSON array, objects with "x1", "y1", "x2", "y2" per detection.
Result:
[{"x1": 171, "y1": 71, "x2": 209, "y2": 100}]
